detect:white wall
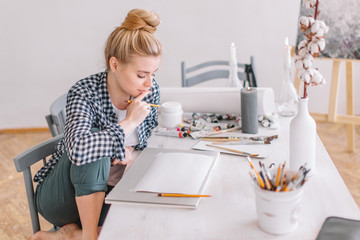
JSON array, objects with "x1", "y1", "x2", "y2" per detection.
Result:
[{"x1": 1, "y1": 0, "x2": 358, "y2": 128}]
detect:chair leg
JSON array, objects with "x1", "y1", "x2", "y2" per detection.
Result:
[{"x1": 24, "y1": 168, "x2": 41, "y2": 233}]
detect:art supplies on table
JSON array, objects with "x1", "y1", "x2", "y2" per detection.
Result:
[
  {"x1": 105, "y1": 148, "x2": 219, "y2": 209},
  {"x1": 249, "y1": 159, "x2": 310, "y2": 235},
  {"x1": 155, "y1": 128, "x2": 188, "y2": 138},
  {"x1": 205, "y1": 144, "x2": 259, "y2": 157},
  {"x1": 248, "y1": 158, "x2": 310, "y2": 192},
  {"x1": 186, "y1": 117, "x2": 237, "y2": 132},
  {"x1": 258, "y1": 114, "x2": 279, "y2": 129},
  {"x1": 200, "y1": 135, "x2": 278, "y2": 144},
  {"x1": 189, "y1": 127, "x2": 241, "y2": 139},
  {"x1": 192, "y1": 136, "x2": 278, "y2": 159},
  {"x1": 154, "y1": 110, "x2": 279, "y2": 143}
]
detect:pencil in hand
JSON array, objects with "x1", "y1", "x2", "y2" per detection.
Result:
[{"x1": 127, "y1": 100, "x2": 160, "y2": 108}]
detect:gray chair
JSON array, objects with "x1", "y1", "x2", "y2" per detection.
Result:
[
  {"x1": 45, "y1": 94, "x2": 67, "y2": 137},
  {"x1": 181, "y1": 57, "x2": 257, "y2": 88},
  {"x1": 13, "y1": 134, "x2": 63, "y2": 233}
]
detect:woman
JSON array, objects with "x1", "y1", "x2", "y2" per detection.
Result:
[{"x1": 29, "y1": 9, "x2": 162, "y2": 240}]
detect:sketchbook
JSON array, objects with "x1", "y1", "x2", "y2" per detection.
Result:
[{"x1": 105, "y1": 148, "x2": 219, "y2": 209}]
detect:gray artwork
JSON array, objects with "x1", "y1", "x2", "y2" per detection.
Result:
[{"x1": 296, "y1": 0, "x2": 360, "y2": 59}]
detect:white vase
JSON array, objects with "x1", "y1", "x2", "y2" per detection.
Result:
[{"x1": 289, "y1": 97, "x2": 316, "y2": 174}]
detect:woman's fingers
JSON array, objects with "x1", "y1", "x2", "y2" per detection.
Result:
[
  {"x1": 112, "y1": 147, "x2": 134, "y2": 166},
  {"x1": 132, "y1": 90, "x2": 151, "y2": 103},
  {"x1": 125, "y1": 100, "x2": 150, "y2": 125}
]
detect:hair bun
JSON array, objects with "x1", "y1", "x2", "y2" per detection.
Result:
[{"x1": 120, "y1": 9, "x2": 160, "y2": 34}]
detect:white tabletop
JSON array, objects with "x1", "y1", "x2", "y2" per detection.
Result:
[{"x1": 99, "y1": 117, "x2": 360, "y2": 240}]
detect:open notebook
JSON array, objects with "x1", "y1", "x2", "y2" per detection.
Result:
[{"x1": 105, "y1": 148, "x2": 219, "y2": 209}]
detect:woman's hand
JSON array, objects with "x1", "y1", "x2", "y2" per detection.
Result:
[
  {"x1": 119, "y1": 91, "x2": 151, "y2": 135},
  {"x1": 112, "y1": 146, "x2": 134, "y2": 165}
]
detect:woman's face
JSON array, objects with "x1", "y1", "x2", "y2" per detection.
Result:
[{"x1": 109, "y1": 54, "x2": 160, "y2": 98}]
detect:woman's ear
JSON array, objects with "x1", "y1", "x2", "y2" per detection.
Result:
[{"x1": 109, "y1": 57, "x2": 119, "y2": 72}]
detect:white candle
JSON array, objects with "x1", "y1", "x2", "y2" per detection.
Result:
[{"x1": 230, "y1": 42, "x2": 236, "y2": 62}]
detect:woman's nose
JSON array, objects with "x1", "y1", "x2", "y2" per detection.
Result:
[{"x1": 145, "y1": 76, "x2": 153, "y2": 87}]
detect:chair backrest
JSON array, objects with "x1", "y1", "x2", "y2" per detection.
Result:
[
  {"x1": 13, "y1": 134, "x2": 63, "y2": 233},
  {"x1": 45, "y1": 94, "x2": 67, "y2": 137},
  {"x1": 181, "y1": 57, "x2": 257, "y2": 88}
]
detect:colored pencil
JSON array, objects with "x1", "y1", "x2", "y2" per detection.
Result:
[
  {"x1": 127, "y1": 100, "x2": 160, "y2": 108},
  {"x1": 158, "y1": 193, "x2": 211, "y2": 197}
]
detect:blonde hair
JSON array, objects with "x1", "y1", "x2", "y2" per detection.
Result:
[{"x1": 104, "y1": 9, "x2": 162, "y2": 69}]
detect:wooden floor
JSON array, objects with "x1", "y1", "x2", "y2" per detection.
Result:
[{"x1": 0, "y1": 122, "x2": 359, "y2": 239}]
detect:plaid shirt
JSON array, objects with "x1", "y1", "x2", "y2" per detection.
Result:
[{"x1": 34, "y1": 70, "x2": 159, "y2": 184}]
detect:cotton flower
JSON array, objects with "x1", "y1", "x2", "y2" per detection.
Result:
[
  {"x1": 299, "y1": 16, "x2": 315, "y2": 31},
  {"x1": 319, "y1": 21, "x2": 329, "y2": 33},
  {"x1": 315, "y1": 28, "x2": 325, "y2": 37},
  {"x1": 298, "y1": 46, "x2": 309, "y2": 57},
  {"x1": 308, "y1": 38, "x2": 326, "y2": 54},
  {"x1": 295, "y1": 52, "x2": 313, "y2": 70},
  {"x1": 308, "y1": 41, "x2": 320, "y2": 54},
  {"x1": 311, "y1": 69, "x2": 325, "y2": 85},
  {"x1": 317, "y1": 38, "x2": 326, "y2": 51},
  {"x1": 311, "y1": 21, "x2": 320, "y2": 34},
  {"x1": 295, "y1": 0, "x2": 327, "y2": 98},
  {"x1": 298, "y1": 40, "x2": 308, "y2": 50},
  {"x1": 295, "y1": 57, "x2": 304, "y2": 69},
  {"x1": 298, "y1": 68, "x2": 314, "y2": 83},
  {"x1": 303, "y1": 53, "x2": 314, "y2": 68},
  {"x1": 311, "y1": 20, "x2": 329, "y2": 37},
  {"x1": 299, "y1": 68, "x2": 326, "y2": 86}
]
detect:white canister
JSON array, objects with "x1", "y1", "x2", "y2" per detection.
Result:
[
  {"x1": 252, "y1": 170, "x2": 305, "y2": 235},
  {"x1": 159, "y1": 102, "x2": 183, "y2": 128}
]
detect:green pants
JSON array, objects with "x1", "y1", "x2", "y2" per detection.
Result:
[{"x1": 34, "y1": 152, "x2": 111, "y2": 227}]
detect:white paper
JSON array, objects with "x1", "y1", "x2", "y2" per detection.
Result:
[{"x1": 134, "y1": 152, "x2": 214, "y2": 194}]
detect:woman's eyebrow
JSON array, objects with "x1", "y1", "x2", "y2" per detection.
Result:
[{"x1": 138, "y1": 68, "x2": 159, "y2": 73}]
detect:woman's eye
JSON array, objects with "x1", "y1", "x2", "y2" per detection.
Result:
[{"x1": 137, "y1": 75, "x2": 145, "y2": 78}]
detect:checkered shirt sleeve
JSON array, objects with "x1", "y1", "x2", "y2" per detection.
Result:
[{"x1": 33, "y1": 71, "x2": 159, "y2": 183}]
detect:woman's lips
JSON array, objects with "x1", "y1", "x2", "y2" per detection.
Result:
[{"x1": 138, "y1": 89, "x2": 150, "y2": 93}]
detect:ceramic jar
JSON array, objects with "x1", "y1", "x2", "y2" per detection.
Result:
[{"x1": 159, "y1": 102, "x2": 183, "y2": 128}]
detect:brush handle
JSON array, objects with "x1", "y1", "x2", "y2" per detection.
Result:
[{"x1": 206, "y1": 144, "x2": 259, "y2": 157}]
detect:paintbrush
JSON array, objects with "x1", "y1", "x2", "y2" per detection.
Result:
[{"x1": 206, "y1": 144, "x2": 259, "y2": 157}]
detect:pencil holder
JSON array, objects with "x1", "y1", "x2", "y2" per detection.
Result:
[{"x1": 252, "y1": 170, "x2": 305, "y2": 235}]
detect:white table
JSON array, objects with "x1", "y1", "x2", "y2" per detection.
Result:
[{"x1": 99, "y1": 117, "x2": 360, "y2": 240}]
